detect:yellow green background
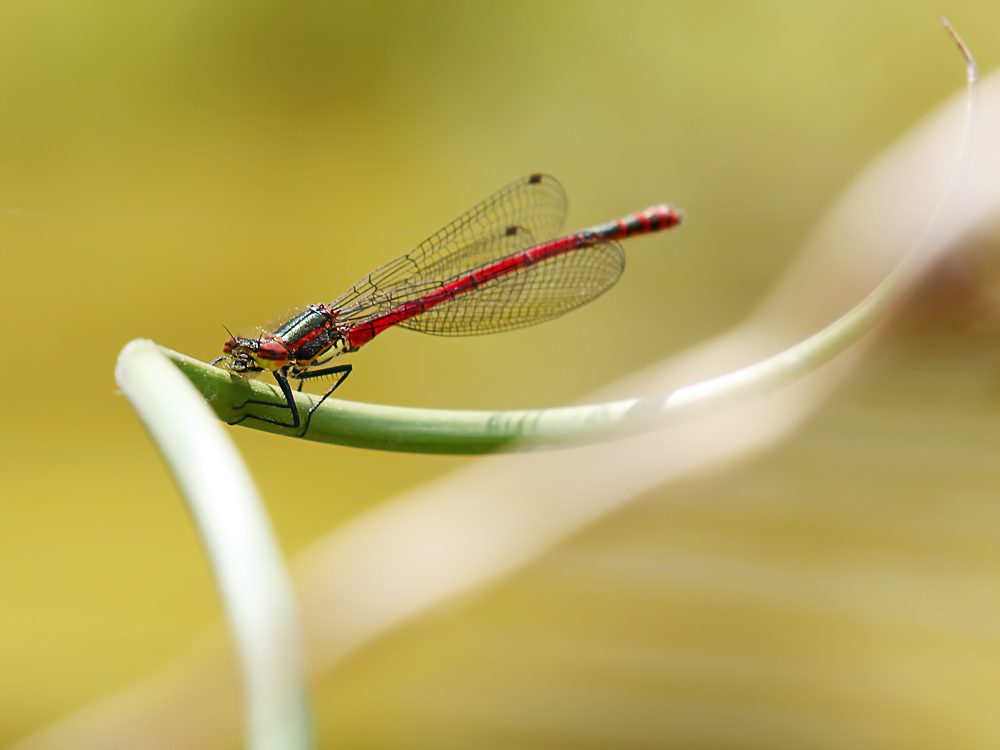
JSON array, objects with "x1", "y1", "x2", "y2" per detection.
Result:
[{"x1": 3, "y1": 1, "x2": 1000, "y2": 747}]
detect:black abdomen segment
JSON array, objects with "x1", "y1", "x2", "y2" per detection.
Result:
[{"x1": 585, "y1": 204, "x2": 682, "y2": 241}]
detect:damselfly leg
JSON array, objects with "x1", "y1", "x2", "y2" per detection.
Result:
[
  {"x1": 228, "y1": 364, "x2": 353, "y2": 435},
  {"x1": 295, "y1": 364, "x2": 354, "y2": 436}
]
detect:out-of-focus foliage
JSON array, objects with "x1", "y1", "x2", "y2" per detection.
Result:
[{"x1": 2, "y1": 1, "x2": 1000, "y2": 748}]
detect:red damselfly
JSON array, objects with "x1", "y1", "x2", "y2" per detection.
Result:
[{"x1": 213, "y1": 174, "x2": 682, "y2": 434}]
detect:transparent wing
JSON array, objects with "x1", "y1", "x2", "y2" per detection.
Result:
[
  {"x1": 399, "y1": 238, "x2": 624, "y2": 336},
  {"x1": 332, "y1": 174, "x2": 567, "y2": 316},
  {"x1": 350, "y1": 237, "x2": 626, "y2": 337}
]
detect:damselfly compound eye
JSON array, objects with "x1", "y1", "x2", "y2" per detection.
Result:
[{"x1": 255, "y1": 339, "x2": 289, "y2": 369}]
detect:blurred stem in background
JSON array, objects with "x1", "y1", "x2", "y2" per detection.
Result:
[{"x1": 116, "y1": 341, "x2": 312, "y2": 750}]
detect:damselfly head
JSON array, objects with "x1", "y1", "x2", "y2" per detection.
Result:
[
  {"x1": 215, "y1": 338, "x2": 258, "y2": 376},
  {"x1": 215, "y1": 334, "x2": 288, "y2": 376}
]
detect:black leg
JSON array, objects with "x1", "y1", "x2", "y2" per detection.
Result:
[
  {"x1": 227, "y1": 364, "x2": 353, "y2": 437},
  {"x1": 298, "y1": 355, "x2": 334, "y2": 391},
  {"x1": 228, "y1": 370, "x2": 301, "y2": 430},
  {"x1": 294, "y1": 364, "x2": 353, "y2": 436}
]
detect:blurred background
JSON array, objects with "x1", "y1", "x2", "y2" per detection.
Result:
[{"x1": 3, "y1": 1, "x2": 1000, "y2": 747}]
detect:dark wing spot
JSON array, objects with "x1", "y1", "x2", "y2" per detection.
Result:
[
  {"x1": 505, "y1": 225, "x2": 520, "y2": 236},
  {"x1": 529, "y1": 173, "x2": 543, "y2": 184}
]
